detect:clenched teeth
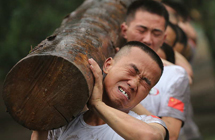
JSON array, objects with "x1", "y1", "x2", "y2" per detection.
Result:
[{"x1": 119, "y1": 87, "x2": 129, "y2": 99}]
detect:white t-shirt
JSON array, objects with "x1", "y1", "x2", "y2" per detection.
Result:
[
  {"x1": 48, "y1": 111, "x2": 169, "y2": 140},
  {"x1": 140, "y1": 65, "x2": 190, "y2": 123}
]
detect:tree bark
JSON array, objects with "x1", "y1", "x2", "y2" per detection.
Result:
[{"x1": 2, "y1": 0, "x2": 134, "y2": 130}]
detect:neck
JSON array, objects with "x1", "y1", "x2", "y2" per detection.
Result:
[{"x1": 83, "y1": 110, "x2": 106, "y2": 126}]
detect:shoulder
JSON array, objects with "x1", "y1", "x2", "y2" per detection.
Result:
[
  {"x1": 164, "y1": 65, "x2": 187, "y2": 75},
  {"x1": 162, "y1": 65, "x2": 189, "y2": 83}
]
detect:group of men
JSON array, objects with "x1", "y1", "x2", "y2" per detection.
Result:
[{"x1": 31, "y1": 0, "x2": 201, "y2": 140}]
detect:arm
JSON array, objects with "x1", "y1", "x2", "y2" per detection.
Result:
[
  {"x1": 132, "y1": 104, "x2": 181, "y2": 140},
  {"x1": 132, "y1": 103, "x2": 153, "y2": 116},
  {"x1": 132, "y1": 101, "x2": 182, "y2": 140},
  {"x1": 161, "y1": 117, "x2": 182, "y2": 140},
  {"x1": 88, "y1": 58, "x2": 167, "y2": 140},
  {"x1": 159, "y1": 66, "x2": 190, "y2": 140},
  {"x1": 92, "y1": 100, "x2": 166, "y2": 140},
  {"x1": 31, "y1": 131, "x2": 48, "y2": 140}
]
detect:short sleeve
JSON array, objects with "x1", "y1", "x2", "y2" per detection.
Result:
[
  {"x1": 158, "y1": 66, "x2": 190, "y2": 123},
  {"x1": 140, "y1": 115, "x2": 169, "y2": 140},
  {"x1": 47, "y1": 125, "x2": 67, "y2": 140},
  {"x1": 129, "y1": 111, "x2": 169, "y2": 140}
]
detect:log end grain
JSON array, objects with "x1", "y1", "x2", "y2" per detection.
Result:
[{"x1": 2, "y1": 54, "x2": 89, "y2": 130}]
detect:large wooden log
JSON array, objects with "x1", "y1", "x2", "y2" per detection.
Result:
[{"x1": 2, "y1": 0, "x2": 134, "y2": 130}]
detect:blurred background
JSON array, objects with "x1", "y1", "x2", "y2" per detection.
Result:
[{"x1": 0, "y1": 0, "x2": 214, "y2": 139}]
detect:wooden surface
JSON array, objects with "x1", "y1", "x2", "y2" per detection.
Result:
[{"x1": 2, "y1": 0, "x2": 134, "y2": 130}]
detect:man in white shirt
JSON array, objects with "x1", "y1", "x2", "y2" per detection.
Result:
[
  {"x1": 31, "y1": 41, "x2": 169, "y2": 140},
  {"x1": 120, "y1": 1, "x2": 190, "y2": 140}
]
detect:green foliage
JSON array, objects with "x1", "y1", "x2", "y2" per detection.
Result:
[
  {"x1": 0, "y1": 0, "x2": 84, "y2": 80},
  {"x1": 183, "y1": 0, "x2": 215, "y2": 71}
]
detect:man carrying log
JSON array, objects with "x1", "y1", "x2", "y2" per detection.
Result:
[
  {"x1": 31, "y1": 41, "x2": 168, "y2": 140},
  {"x1": 31, "y1": 1, "x2": 171, "y2": 139},
  {"x1": 119, "y1": 0, "x2": 190, "y2": 140}
]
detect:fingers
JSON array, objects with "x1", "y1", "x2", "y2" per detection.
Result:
[
  {"x1": 88, "y1": 58, "x2": 102, "y2": 81},
  {"x1": 88, "y1": 58, "x2": 103, "y2": 108}
]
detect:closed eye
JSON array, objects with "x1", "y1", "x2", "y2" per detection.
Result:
[
  {"x1": 128, "y1": 64, "x2": 151, "y2": 86},
  {"x1": 138, "y1": 29, "x2": 146, "y2": 34},
  {"x1": 129, "y1": 69, "x2": 136, "y2": 76},
  {"x1": 130, "y1": 64, "x2": 139, "y2": 74},
  {"x1": 153, "y1": 29, "x2": 163, "y2": 36},
  {"x1": 142, "y1": 77, "x2": 151, "y2": 86},
  {"x1": 136, "y1": 26, "x2": 147, "y2": 34}
]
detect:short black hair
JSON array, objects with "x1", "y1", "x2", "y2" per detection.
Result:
[
  {"x1": 126, "y1": 0, "x2": 169, "y2": 28},
  {"x1": 161, "y1": 43, "x2": 175, "y2": 64},
  {"x1": 117, "y1": 41, "x2": 163, "y2": 74},
  {"x1": 162, "y1": 0, "x2": 189, "y2": 22}
]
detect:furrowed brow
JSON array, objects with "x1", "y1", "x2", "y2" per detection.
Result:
[
  {"x1": 130, "y1": 64, "x2": 151, "y2": 86},
  {"x1": 130, "y1": 64, "x2": 139, "y2": 74}
]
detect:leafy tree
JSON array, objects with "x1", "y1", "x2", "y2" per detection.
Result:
[{"x1": 0, "y1": 0, "x2": 84, "y2": 80}]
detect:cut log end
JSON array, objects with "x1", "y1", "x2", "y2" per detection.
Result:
[{"x1": 2, "y1": 54, "x2": 89, "y2": 130}]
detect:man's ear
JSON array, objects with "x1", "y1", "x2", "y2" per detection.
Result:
[
  {"x1": 120, "y1": 22, "x2": 128, "y2": 39},
  {"x1": 103, "y1": 57, "x2": 114, "y2": 74}
]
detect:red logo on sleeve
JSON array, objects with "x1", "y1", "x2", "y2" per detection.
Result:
[
  {"x1": 168, "y1": 97, "x2": 184, "y2": 112},
  {"x1": 149, "y1": 88, "x2": 159, "y2": 95},
  {"x1": 150, "y1": 115, "x2": 160, "y2": 119}
]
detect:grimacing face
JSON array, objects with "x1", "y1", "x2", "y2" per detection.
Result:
[
  {"x1": 121, "y1": 10, "x2": 166, "y2": 52},
  {"x1": 102, "y1": 47, "x2": 161, "y2": 112}
]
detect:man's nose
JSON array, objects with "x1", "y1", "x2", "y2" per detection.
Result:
[
  {"x1": 142, "y1": 32, "x2": 152, "y2": 47},
  {"x1": 127, "y1": 78, "x2": 138, "y2": 92}
]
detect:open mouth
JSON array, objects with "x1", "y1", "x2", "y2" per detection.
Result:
[{"x1": 119, "y1": 87, "x2": 130, "y2": 100}]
